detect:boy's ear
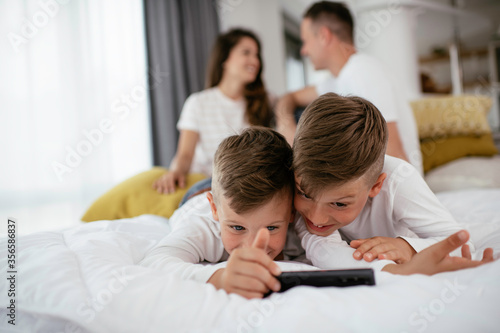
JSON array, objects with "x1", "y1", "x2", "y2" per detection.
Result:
[
  {"x1": 368, "y1": 173, "x2": 387, "y2": 198},
  {"x1": 206, "y1": 192, "x2": 219, "y2": 221}
]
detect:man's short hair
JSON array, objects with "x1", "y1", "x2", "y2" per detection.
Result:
[
  {"x1": 293, "y1": 93, "x2": 388, "y2": 197},
  {"x1": 304, "y1": 1, "x2": 354, "y2": 44},
  {"x1": 212, "y1": 127, "x2": 294, "y2": 214}
]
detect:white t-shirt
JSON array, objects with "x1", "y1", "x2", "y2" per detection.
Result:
[
  {"x1": 297, "y1": 155, "x2": 473, "y2": 271},
  {"x1": 177, "y1": 87, "x2": 248, "y2": 176},
  {"x1": 316, "y1": 53, "x2": 422, "y2": 174},
  {"x1": 139, "y1": 194, "x2": 304, "y2": 283}
]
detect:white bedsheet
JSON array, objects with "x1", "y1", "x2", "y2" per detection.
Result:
[{"x1": 1, "y1": 189, "x2": 500, "y2": 333}]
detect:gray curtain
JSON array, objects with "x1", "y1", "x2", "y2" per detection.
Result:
[{"x1": 144, "y1": 0, "x2": 220, "y2": 166}]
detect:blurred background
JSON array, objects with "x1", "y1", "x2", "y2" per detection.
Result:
[{"x1": 1, "y1": 0, "x2": 500, "y2": 234}]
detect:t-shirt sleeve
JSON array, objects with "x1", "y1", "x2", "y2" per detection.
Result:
[
  {"x1": 390, "y1": 162, "x2": 474, "y2": 255},
  {"x1": 177, "y1": 94, "x2": 200, "y2": 132},
  {"x1": 138, "y1": 218, "x2": 226, "y2": 283}
]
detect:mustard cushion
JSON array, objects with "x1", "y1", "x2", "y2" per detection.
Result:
[
  {"x1": 420, "y1": 134, "x2": 498, "y2": 173},
  {"x1": 411, "y1": 95, "x2": 492, "y2": 139},
  {"x1": 81, "y1": 167, "x2": 207, "y2": 222}
]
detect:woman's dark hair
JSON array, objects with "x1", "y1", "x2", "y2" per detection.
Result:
[{"x1": 205, "y1": 28, "x2": 273, "y2": 127}]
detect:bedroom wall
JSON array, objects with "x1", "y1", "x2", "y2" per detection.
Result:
[
  {"x1": 218, "y1": 0, "x2": 500, "y2": 125},
  {"x1": 415, "y1": 0, "x2": 500, "y2": 89},
  {"x1": 217, "y1": 0, "x2": 288, "y2": 96},
  {"x1": 217, "y1": 0, "x2": 420, "y2": 100}
]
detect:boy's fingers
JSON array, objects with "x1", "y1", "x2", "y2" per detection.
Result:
[
  {"x1": 482, "y1": 248, "x2": 494, "y2": 262},
  {"x1": 371, "y1": 244, "x2": 392, "y2": 257},
  {"x1": 461, "y1": 244, "x2": 471, "y2": 260},
  {"x1": 440, "y1": 257, "x2": 482, "y2": 273},
  {"x1": 252, "y1": 228, "x2": 270, "y2": 250},
  {"x1": 378, "y1": 250, "x2": 400, "y2": 262},
  {"x1": 242, "y1": 268, "x2": 280, "y2": 292},
  {"x1": 349, "y1": 239, "x2": 367, "y2": 248},
  {"x1": 439, "y1": 247, "x2": 495, "y2": 273},
  {"x1": 363, "y1": 252, "x2": 375, "y2": 262},
  {"x1": 428, "y1": 230, "x2": 469, "y2": 261},
  {"x1": 228, "y1": 274, "x2": 269, "y2": 294},
  {"x1": 231, "y1": 259, "x2": 281, "y2": 291},
  {"x1": 234, "y1": 289, "x2": 264, "y2": 300},
  {"x1": 355, "y1": 241, "x2": 389, "y2": 260},
  {"x1": 237, "y1": 248, "x2": 281, "y2": 276},
  {"x1": 353, "y1": 238, "x2": 382, "y2": 254}
]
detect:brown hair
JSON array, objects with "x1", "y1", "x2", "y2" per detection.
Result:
[
  {"x1": 212, "y1": 127, "x2": 294, "y2": 214},
  {"x1": 304, "y1": 1, "x2": 354, "y2": 44},
  {"x1": 293, "y1": 93, "x2": 387, "y2": 197},
  {"x1": 206, "y1": 28, "x2": 273, "y2": 127}
]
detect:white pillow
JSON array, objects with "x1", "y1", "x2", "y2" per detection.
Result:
[{"x1": 424, "y1": 156, "x2": 500, "y2": 193}]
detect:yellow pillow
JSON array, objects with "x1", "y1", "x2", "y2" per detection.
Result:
[
  {"x1": 421, "y1": 134, "x2": 498, "y2": 173},
  {"x1": 81, "y1": 167, "x2": 206, "y2": 222},
  {"x1": 411, "y1": 95, "x2": 492, "y2": 139}
]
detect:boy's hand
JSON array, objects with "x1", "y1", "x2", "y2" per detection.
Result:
[
  {"x1": 207, "y1": 229, "x2": 282, "y2": 299},
  {"x1": 351, "y1": 236, "x2": 416, "y2": 264},
  {"x1": 382, "y1": 230, "x2": 495, "y2": 275}
]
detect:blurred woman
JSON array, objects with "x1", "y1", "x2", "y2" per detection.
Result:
[{"x1": 154, "y1": 28, "x2": 273, "y2": 194}]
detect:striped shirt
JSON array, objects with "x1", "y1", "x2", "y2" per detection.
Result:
[{"x1": 177, "y1": 87, "x2": 248, "y2": 175}]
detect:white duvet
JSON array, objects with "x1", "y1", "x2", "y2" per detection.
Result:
[{"x1": 1, "y1": 189, "x2": 500, "y2": 333}]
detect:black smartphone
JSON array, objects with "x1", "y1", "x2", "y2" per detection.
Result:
[{"x1": 266, "y1": 268, "x2": 375, "y2": 296}]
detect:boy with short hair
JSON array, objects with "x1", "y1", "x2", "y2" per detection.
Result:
[
  {"x1": 140, "y1": 127, "x2": 301, "y2": 299},
  {"x1": 292, "y1": 92, "x2": 478, "y2": 269},
  {"x1": 141, "y1": 126, "x2": 492, "y2": 299}
]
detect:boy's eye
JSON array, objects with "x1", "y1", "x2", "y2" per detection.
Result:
[
  {"x1": 231, "y1": 225, "x2": 245, "y2": 231},
  {"x1": 332, "y1": 202, "x2": 346, "y2": 208},
  {"x1": 266, "y1": 226, "x2": 277, "y2": 231},
  {"x1": 297, "y1": 189, "x2": 311, "y2": 199}
]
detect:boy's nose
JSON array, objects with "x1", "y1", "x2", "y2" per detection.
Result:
[{"x1": 309, "y1": 204, "x2": 329, "y2": 225}]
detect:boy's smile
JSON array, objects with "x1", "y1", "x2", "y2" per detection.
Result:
[
  {"x1": 304, "y1": 216, "x2": 338, "y2": 234},
  {"x1": 294, "y1": 174, "x2": 386, "y2": 236}
]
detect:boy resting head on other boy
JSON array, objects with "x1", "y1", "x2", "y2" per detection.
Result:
[
  {"x1": 140, "y1": 126, "x2": 493, "y2": 299},
  {"x1": 292, "y1": 92, "x2": 493, "y2": 270}
]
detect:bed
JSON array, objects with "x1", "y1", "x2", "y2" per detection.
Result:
[{"x1": 1, "y1": 188, "x2": 499, "y2": 333}]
